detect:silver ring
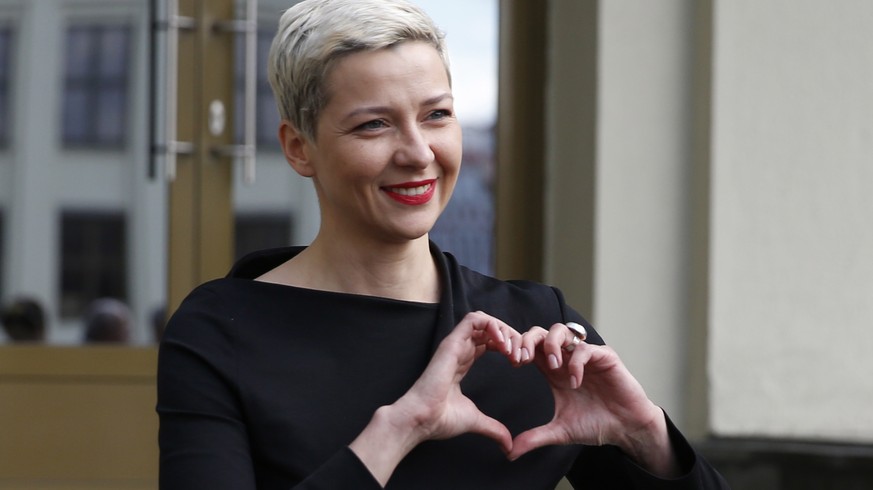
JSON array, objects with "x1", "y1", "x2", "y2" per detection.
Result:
[
  {"x1": 564, "y1": 334, "x2": 583, "y2": 352},
  {"x1": 566, "y1": 322, "x2": 587, "y2": 341},
  {"x1": 563, "y1": 322, "x2": 587, "y2": 352}
]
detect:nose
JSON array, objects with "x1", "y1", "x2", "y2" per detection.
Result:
[{"x1": 394, "y1": 125, "x2": 434, "y2": 168}]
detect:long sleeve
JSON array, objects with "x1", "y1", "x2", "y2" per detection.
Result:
[
  {"x1": 565, "y1": 413, "x2": 730, "y2": 489},
  {"x1": 156, "y1": 283, "x2": 385, "y2": 490}
]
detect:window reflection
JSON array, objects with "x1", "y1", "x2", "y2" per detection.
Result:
[
  {"x1": 412, "y1": 0, "x2": 498, "y2": 275},
  {"x1": 234, "y1": 29, "x2": 282, "y2": 150},
  {"x1": 62, "y1": 25, "x2": 131, "y2": 148},
  {"x1": 1, "y1": 2, "x2": 158, "y2": 344},
  {"x1": 59, "y1": 212, "x2": 128, "y2": 320},
  {"x1": 235, "y1": 213, "x2": 293, "y2": 260},
  {"x1": 0, "y1": 0, "x2": 496, "y2": 343}
]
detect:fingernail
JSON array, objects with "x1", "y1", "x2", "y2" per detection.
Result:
[
  {"x1": 521, "y1": 347, "x2": 530, "y2": 362},
  {"x1": 549, "y1": 354, "x2": 559, "y2": 369},
  {"x1": 571, "y1": 375, "x2": 578, "y2": 389}
]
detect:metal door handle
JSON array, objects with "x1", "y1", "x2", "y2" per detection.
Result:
[
  {"x1": 213, "y1": 0, "x2": 258, "y2": 184},
  {"x1": 152, "y1": 0, "x2": 257, "y2": 184},
  {"x1": 152, "y1": 0, "x2": 196, "y2": 182}
]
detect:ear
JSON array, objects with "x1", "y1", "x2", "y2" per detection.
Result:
[{"x1": 278, "y1": 120, "x2": 316, "y2": 177}]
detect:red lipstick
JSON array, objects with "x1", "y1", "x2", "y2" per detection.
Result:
[{"x1": 382, "y1": 179, "x2": 437, "y2": 205}]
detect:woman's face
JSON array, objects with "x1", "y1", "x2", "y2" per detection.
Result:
[{"x1": 299, "y1": 41, "x2": 462, "y2": 245}]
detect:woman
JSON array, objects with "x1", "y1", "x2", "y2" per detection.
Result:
[{"x1": 157, "y1": 0, "x2": 729, "y2": 488}]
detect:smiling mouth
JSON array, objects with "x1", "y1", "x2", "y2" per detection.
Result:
[
  {"x1": 385, "y1": 183, "x2": 431, "y2": 196},
  {"x1": 382, "y1": 180, "x2": 437, "y2": 205}
]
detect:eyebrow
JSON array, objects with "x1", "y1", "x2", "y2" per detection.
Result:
[{"x1": 341, "y1": 93, "x2": 454, "y2": 122}]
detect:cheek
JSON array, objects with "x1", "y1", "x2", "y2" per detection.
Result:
[
  {"x1": 320, "y1": 147, "x2": 383, "y2": 185},
  {"x1": 435, "y1": 136, "x2": 463, "y2": 175}
]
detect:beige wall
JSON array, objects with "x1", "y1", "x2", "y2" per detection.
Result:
[
  {"x1": 708, "y1": 0, "x2": 873, "y2": 442},
  {"x1": 544, "y1": 0, "x2": 873, "y2": 443}
]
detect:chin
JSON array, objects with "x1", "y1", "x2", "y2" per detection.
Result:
[{"x1": 382, "y1": 222, "x2": 437, "y2": 244}]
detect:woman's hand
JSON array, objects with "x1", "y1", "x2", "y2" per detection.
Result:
[
  {"x1": 349, "y1": 311, "x2": 522, "y2": 486},
  {"x1": 394, "y1": 310, "x2": 522, "y2": 448},
  {"x1": 510, "y1": 323, "x2": 681, "y2": 478}
]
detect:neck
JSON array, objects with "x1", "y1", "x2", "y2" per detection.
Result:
[{"x1": 266, "y1": 233, "x2": 440, "y2": 303}]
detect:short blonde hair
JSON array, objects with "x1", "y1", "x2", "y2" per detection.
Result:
[{"x1": 268, "y1": 0, "x2": 450, "y2": 142}]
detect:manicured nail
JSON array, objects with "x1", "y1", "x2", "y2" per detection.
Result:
[
  {"x1": 521, "y1": 347, "x2": 530, "y2": 362},
  {"x1": 548, "y1": 354, "x2": 559, "y2": 369},
  {"x1": 571, "y1": 375, "x2": 578, "y2": 389}
]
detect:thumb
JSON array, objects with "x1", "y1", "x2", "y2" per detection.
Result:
[
  {"x1": 508, "y1": 423, "x2": 566, "y2": 461},
  {"x1": 470, "y1": 413, "x2": 514, "y2": 455}
]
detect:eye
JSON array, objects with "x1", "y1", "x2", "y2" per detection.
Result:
[
  {"x1": 427, "y1": 109, "x2": 452, "y2": 121},
  {"x1": 355, "y1": 119, "x2": 387, "y2": 131}
]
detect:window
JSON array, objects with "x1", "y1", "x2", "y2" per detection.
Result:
[
  {"x1": 234, "y1": 213, "x2": 292, "y2": 260},
  {"x1": 59, "y1": 212, "x2": 127, "y2": 318},
  {"x1": 61, "y1": 24, "x2": 131, "y2": 148},
  {"x1": 411, "y1": 0, "x2": 498, "y2": 275},
  {"x1": 0, "y1": 26, "x2": 12, "y2": 148},
  {"x1": 429, "y1": 130, "x2": 495, "y2": 275},
  {"x1": 235, "y1": 29, "x2": 281, "y2": 150}
]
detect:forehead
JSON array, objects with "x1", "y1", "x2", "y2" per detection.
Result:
[{"x1": 322, "y1": 42, "x2": 451, "y2": 107}]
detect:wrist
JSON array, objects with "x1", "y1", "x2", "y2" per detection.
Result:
[
  {"x1": 348, "y1": 403, "x2": 428, "y2": 486},
  {"x1": 616, "y1": 405, "x2": 682, "y2": 478}
]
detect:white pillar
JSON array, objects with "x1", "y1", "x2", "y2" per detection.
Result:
[{"x1": 4, "y1": 1, "x2": 62, "y2": 338}]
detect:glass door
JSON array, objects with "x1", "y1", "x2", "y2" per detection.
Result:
[
  {"x1": 0, "y1": 0, "x2": 499, "y2": 345},
  {"x1": 0, "y1": 0, "x2": 166, "y2": 344}
]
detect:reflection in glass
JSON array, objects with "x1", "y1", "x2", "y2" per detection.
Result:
[
  {"x1": 62, "y1": 25, "x2": 131, "y2": 148},
  {"x1": 235, "y1": 213, "x2": 293, "y2": 260},
  {"x1": 234, "y1": 28, "x2": 281, "y2": 150},
  {"x1": 59, "y1": 212, "x2": 128, "y2": 320},
  {"x1": 231, "y1": 15, "x2": 301, "y2": 258},
  {"x1": 2, "y1": 4, "x2": 162, "y2": 344}
]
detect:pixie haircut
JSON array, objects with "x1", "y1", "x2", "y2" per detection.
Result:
[{"x1": 268, "y1": 0, "x2": 450, "y2": 142}]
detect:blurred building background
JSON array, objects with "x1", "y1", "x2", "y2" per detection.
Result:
[{"x1": 0, "y1": 0, "x2": 871, "y2": 488}]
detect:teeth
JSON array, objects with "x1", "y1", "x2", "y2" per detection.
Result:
[{"x1": 390, "y1": 183, "x2": 431, "y2": 196}]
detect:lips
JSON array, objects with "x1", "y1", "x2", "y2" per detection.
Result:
[{"x1": 382, "y1": 179, "x2": 437, "y2": 205}]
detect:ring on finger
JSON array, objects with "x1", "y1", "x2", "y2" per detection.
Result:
[{"x1": 563, "y1": 322, "x2": 588, "y2": 352}]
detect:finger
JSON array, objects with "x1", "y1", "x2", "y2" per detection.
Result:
[
  {"x1": 464, "y1": 311, "x2": 505, "y2": 346},
  {"x1": 470, "y1": 412, "x2": 513, "y2": 455},
  {"x1": 520, "y1": 326, "x2": 548, "y2": 364},
  {"x1": 475, "y1": 311, "x2": 518, "y2": 357},
  {"x1": 565, "y1": 341, "x2": 593, "y2": 389},
  {"x1": 499, "y1": 325, "x2": 526, "y2": 365},
  {"x1": 543, "y1": 324, "x2": 569, "y2": 370},
  {"x1": 507, "y1": 422, "x2": 569, "y2": 461},
  {"x1": 431, "y1": 312, "x2": 506, "y2": 378},
  {"x1": 505, "y1": 326, "x2": 523, "y2": 364},
  {"x1": 495, "y1": 320, "x2": 514, "y2": 356}
]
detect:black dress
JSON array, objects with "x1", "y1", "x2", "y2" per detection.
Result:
[{"x1": 157, "y1": 243, "x2": 729, "y2": 489}]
